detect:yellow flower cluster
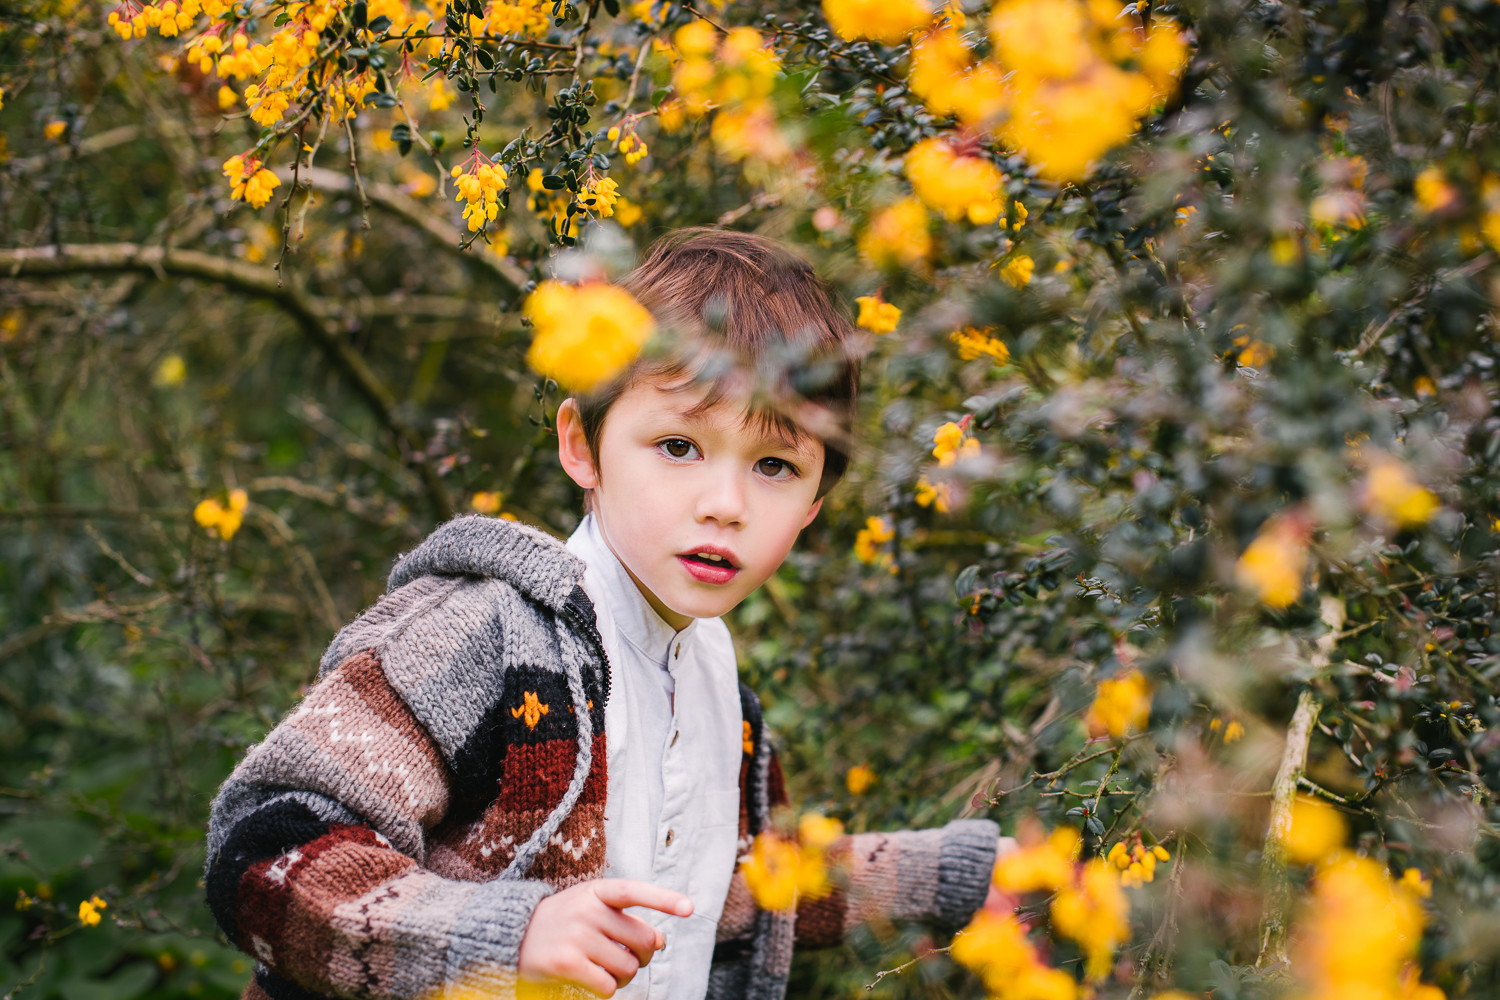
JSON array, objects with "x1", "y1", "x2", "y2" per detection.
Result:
[
  {"x1": 853, "y1": 515, "x2": 894, "y2": 565},
  {"x1": 111, "y1": 0, "x2": 213, "y2": 38},
  {"x1": 910, "y1": 23, "x2": 1007, "y2": 125},
  {"x1": 858, "y1": 198, "x2": 931, "y2": 269},
  {"x1": 741, "y1": 815, "x2": 844, "y2": 911},
  {"x1": 669, "y1": 22, "x2": 786, "y2": 162},
  {"x1": 1208, "y1": 716, "x2": 1245, "y2": 743},
  {"x1": 1235, "y1": 512, "x2": 1310, "y2": 608},
  {"x1": 579, "y1": 176, "x2": 621, "y2": 219},
  {"x1": 450, "y1": 158, "x2": 508, "y2": 233},
  {"x1": 914, "y1": 476, "x2": 951, "y2": 513},
  {"x1": 1106, "y1": 840, "x2": 1169, "y2": 887},
  {"x1": 1085, "y1": 668, "x2": 1151, "y2": 738},
  {"x1": 524, "y1": 281, "x2": 655, "y2": 393},
  {"x1": 932, "y1": 420, "x2": 979, "y2": 467},
  {"x1": 488, "y1": 0, "x2": 549, "y2": 36},
  {"x1": 905, "y1": 137, "x2": 1004, "y2": 223},
  {"x1": 821, "y1": 0, "x2": 934, "y2": 45},
  {"x1": 43, "y1": 120, "x2": 68, "y2": 142},
  {"x1": 950, "y1": 327, "x2": 1010, "y2": 364},
  {"x1": 606, "y1": 124, "x2": 649, "y2": 166},
  {"x1": 194, "y1": 489, "x2": 248, "y2": 540},
  {"x1": 77, "y1": 894, "x2": 107, "y2": 927},
  {"x1": 1285, "y1": 795, "x2": 1347, "y2": 865},
  {"x1": 854, "y1": 295, "x2": 901, "y2": 333},
  {"x1": 994, "y1": 826, "x2": 1079, "y2": 893},
  {"x1": 951, "y1": 909, "x2": 1079, "y2": 1000},
  {"x1": 1291, "y1": 854, "x2": 1442, "y2": 1000},
  {"x1": 1365, "y1": 457, "x2": 1440, "y2": 528},
  {"x1": 222, "y1": 154, "x2": 281, "y2": 209}
]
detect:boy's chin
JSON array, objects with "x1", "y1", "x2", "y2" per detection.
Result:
[{"x1": 659, "y1": 583, "x2": 749, "y2": 623}]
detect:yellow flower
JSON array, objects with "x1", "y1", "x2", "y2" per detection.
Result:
[
  {"x1": 1284, "y1": 795, "x2": 1347, "y2": 865},
  {"x1": 998, "y1": 254, "x2": 1034, "y2": 287},
  {"x1": 822, "y1": 0, "x2": 933, "y2": 44},
  {"x1": 1292, "y1": 855, "x2": 1429, "y2": 999},
  {"x1": 44, "y1": 120, "x2": 68, "y2": 142},
  {"x1": 193, "y1": 488, "x2": 249, "y2": 541},
  {"x1": 1224, "y1": 720, "x2": 1245, "y2": 743},
  {"x1": 471, "y1": 491, "x2": 503, "y2": 514},
  {"x1": 154, "y1": 354, "x2": 187, "y2": 387},
  {"x1": 614, "y1": 197, "x2": 643, "y2": 227},
  {"x1": 1413, "y1": 375, "x2": 1436, "y2": 398},
  {"x1": 846, "y1": 764, "x2": 877, "y2": 795},
  {"x1": 858, "y1": 198, "x2": 931, "y2": 269},
  {"x1": 855, "y1": 295, "x2": 901, "y2": 333},
  {"x1": 217, "y1": 85, "x2": 237, "y2": 109},
  {"x1": 1365, "y1": 457, "x2": 1440, "y2": 528},
  {"x1": 1085, "y1": 669, "x2": 1151, "y2": 739},
  {"x1": 798, "y1": 814, "x2": 844, "y2": 851},
  {"x1": 429, "y1": 78, "x2": 455, "y2": 111},
  {"x1": 994, "y1": 826, "x2": 1079, "y2": 893},
  {"x1": 854, "y1": 515, "x2": 894, "y2": 564},
  {"x1": 741, "y1": 823, "x2": 837, "y2": 910},
  {"x1": 950, "y1": 327, "x2": 1010, "y2": 364},
  {"x1": 524, "y1": 281, "x2": 656, "y2": 393},
  {"x1": 1235, "y1": 513, "x2": 1311, "y2": 608},
  {"x1": 77, "y1": 895, "x2": 107, "y2": 927},
  {"x1": 1400, "y1": 868, "x2": 1432, "y2": 899},
  {"x1": 905, "y1": 137, "x2": 1004, "y2": 224},
  {"x1": 932, "y1": 421, "x2": 979, "y2": 467},
  {"x1": 914, "y1": 476, "x2": 951, "y2": 513},
  {"x1": 1414, "y1": 167, "x2": 1458, "y2": 214},
  {"x1": 952, "y1": 909, "x2": 1078, "y2": 1000},
  {"x1": 450, "y1": 158, "x2": 508, "y2": 233},
  {"x1": 1237, "y1": 339, "x2": 1274, "y2": 367},
  {"x1": 908, "y1": 24, "x2": 1008, "y2": 125},
  {"x1": 222, "y1": 154, "x2": 281, "y2": 209},
  {"x1": 1050, "y1": 860, "x2": 1130, "y2": 981}
]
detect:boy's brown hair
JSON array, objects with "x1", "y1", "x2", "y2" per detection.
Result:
[{"x1": 576, "y1": 228, "x2": 860, "y2": 497}]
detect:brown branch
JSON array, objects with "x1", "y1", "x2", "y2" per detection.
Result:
[
  {"x1": 0, "y1": 242, "x2": 453, "y2": 520},
  {"x1": 9, "y1": 124, "x2": 143, "y2": 174},
  {"x1": 1257, "y1": 688, "x2": 1323, "y2": 969},
  {"x1": 273, "y1": 164, "x2": 528, "y2": 295}
]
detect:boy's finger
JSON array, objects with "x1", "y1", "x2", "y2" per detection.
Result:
[
  {"x1": 592, "y1": 879, "x2": 694, "y2": 917},
  {"x1": 585, "y1": 936, "x2": 642, "y2": 988},
  {"x1": 599, "y1": 909, "x2": 666, "y2": 966}
]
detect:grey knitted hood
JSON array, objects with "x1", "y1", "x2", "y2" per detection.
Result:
[{"x1": 387, "y1": 514, "x2": 586, "y2": 610}]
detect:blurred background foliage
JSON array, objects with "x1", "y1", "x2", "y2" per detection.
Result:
[{"x1": 3, "y1": 0, "x2": 1500, "y2": 997}]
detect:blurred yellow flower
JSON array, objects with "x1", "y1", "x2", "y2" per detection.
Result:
[
  {"x1": 1051, "y1": 859, "x2": 1130, "y2": 980},
  {"x1": 846, "y1": 764, "x2": 877, "y2": 795},
  {"x1": 194, "y1": 489, "x2": 249, "y2": 541},
  {"x1": 1292, "y1": 855, "x2": 1434, "y2": 1000},
  {"x1": 44, "y1": 120, "x2": 68, "y2": 142},
  {"x1": 614, "y1": 197, "x2": 643, "y2": 227},
  {"x1": 858, "y1": 198, "x2": 931, "y2": 269},
  {"x1": 471, "y1": 491, "x2": 503, "y2": 515},
  {"x1": 932, "y1": 421, "x2": 979, "y2": 467},
  {"x1": 1237, "y1": 339, "x2": 1274, "y2": 367},
  {"x1": 1108, "y1": 841, "x2": 1170, "y2": 887},
  {"x1": 1224, "y1": 720, "x2": 1245, "y2": 743},
  {"x1": 905, "y1": 137, "x2": 1005, "y2": 224},
  {"x1": 742, "y1": 817, "x2": 842, "y2": 910},
  {"x1": 154, "y1": 353, "x2": 187, "y2": 387},
  {"x1": 1235, "y1": 512, "x2": 1311, "y2": 608},
  {"x1": 1365, "y1": 457, "x2": 1440, "y2": 528},
  {"x1": 855, "y1": 295, "x2": 901, "y2": 333},
  {"x1": 914, "y1": 476, "x2": 952, "y2": 513},
  {"x1": 1285, "y1": 795, "x2": 1347, "y2": 865},
  {"x1": 1400, "y1": 867, "x2": 1432, "y2": 899},
  {"x1": 1086, "y1": 669, "x2": 1151, "y2": 739},
  {"x1": 798, "y1": 814, "x2": 844, "y2": 851},
  {"x1": 524, "y1": 281, "x2": 656, "y2": 393},
  {"x1": 994, "y1": 826, "x2": 1079, "y2": 893},
  {"x1": 951, "y1": 327, "x2": 1010, "y2": 364},
  {"x1": 822, "y1": 0, "x2": 933, "y2": 44},
  {"x1": 1414, "y1": 167, "x2": 1458, "y2": 214},
  {"x1": 998, "y1": 254, "x2": 1034, "y2": 287},
  {"x1": 217, "y1": 85, "x2": 237, "y2": 109},
  {"x1": 77, "y1": 895, "x2": 107, "y2": 927},
  {"x1": 854, "y1": 515, "x2": 894, "y2": 564},
  {"x1": 951, "y1": 909, "x2": 1078, "y2": 1000},
  {"x1": 908, "y1": 23, "x2": 1008, "y2": 125}
]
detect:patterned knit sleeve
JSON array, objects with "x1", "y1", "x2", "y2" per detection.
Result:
[
  {"x1": 205, "y1": 649, "x2": 553, "y2": 1000},
  {"x1": 788, "y1": 819, "x2": 999, "y2": 948}
]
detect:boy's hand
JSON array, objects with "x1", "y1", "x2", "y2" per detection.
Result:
[
  {"x1": 518, "y1": 879, "x2": 694, "y2": 997},
  {"x1": 983, "y1": 836, "x2": 1020, "y2": 913}
]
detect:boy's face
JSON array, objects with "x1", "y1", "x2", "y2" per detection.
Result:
[{"x1": 558, "y1": 380, "x2": 825, "y2": 629}]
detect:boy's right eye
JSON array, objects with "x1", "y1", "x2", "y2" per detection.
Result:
[{"x1": 659, "y1": 438, "x2": 699, "y2": 460}]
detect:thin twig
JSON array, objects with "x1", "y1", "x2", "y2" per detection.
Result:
[
  {"x1": 343, "y1": 116, "x2": 371, "y2": 230},
  {"x1": 864, "y1": 946, "x2": 951, "y2": 991}
]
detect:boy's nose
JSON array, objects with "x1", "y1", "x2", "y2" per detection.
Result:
[{"x1": 695, "y1": 472, "x2": 747, "y2": 527}]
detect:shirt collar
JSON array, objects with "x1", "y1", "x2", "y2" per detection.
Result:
[{"x1": 566, "y1": 512, "x2": 697, "y2": 667}]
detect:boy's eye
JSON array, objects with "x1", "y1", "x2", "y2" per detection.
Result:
[
  {"x1": 659, "y1": 438, "x2": 699, "y2": 460},
  {"x1": 756, "y1": 457, "x2": 798, "y2": 479}
]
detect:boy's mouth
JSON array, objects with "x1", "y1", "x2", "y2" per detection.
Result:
[{"x1": 676, "y1": 547, "x2": 741, "y2": 585}]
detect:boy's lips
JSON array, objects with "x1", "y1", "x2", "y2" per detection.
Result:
[{"x1": 676, "y1": 545, "x2": 741, "y2": 585}]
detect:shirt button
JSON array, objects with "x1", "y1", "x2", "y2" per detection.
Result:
[
  {"x1": 670, "y1": 730, "x2": 680, "y2": 747},
  {"x1": 665, "y1": 829, "x2": 675, "y2": 847},
  {"x1": 675, "y1": 642, "x2": 681, "y2": 658}
]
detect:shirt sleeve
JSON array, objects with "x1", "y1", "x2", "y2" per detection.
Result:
[{"x1": 205, "y1": 649, "x2": 554, "y2": 1000}]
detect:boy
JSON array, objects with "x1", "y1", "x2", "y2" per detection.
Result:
[{"x1": 205, "y1": 230, "x2": 1002, "y2": 1000}]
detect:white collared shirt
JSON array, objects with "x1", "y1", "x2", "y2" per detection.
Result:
[{"x1": 566, "y1": 514, "x2": 745, "y2": 1000}]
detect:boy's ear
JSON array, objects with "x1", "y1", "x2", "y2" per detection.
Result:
[
  {"x1": 800, "y1": 496, "x2": 824, "y2": 529},
  {"x1": 556, "y1": 398, "x2": 600, "y2": 490}
]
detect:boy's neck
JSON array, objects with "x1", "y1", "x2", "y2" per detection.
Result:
[{"x1": 594, "y1": 514, "x2": 695, "y2": 632}]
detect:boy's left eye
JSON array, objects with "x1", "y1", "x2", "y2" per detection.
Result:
[
  {"x1": 756, "y1": 457, "x2": 798, "y2": 479},
  {"x1": 658, "y1": 438, "x2": 700, "y2": 460}
]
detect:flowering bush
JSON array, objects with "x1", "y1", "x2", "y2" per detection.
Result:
[{"x1": 3, "y1": 0, "x2": 1500, "y2": 996}]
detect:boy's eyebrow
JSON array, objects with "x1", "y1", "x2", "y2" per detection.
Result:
[{"x1": 670, "y1": 399, "x2": 819, "y2": 456}]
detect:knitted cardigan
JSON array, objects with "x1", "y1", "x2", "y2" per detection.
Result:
[{"x1": 205, "y1": 516, "x2": 998, "y2": 1000}]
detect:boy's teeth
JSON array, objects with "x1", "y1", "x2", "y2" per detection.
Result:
[{"x1": 698, "y1": 553, "x2": 722, "y2": 562}]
